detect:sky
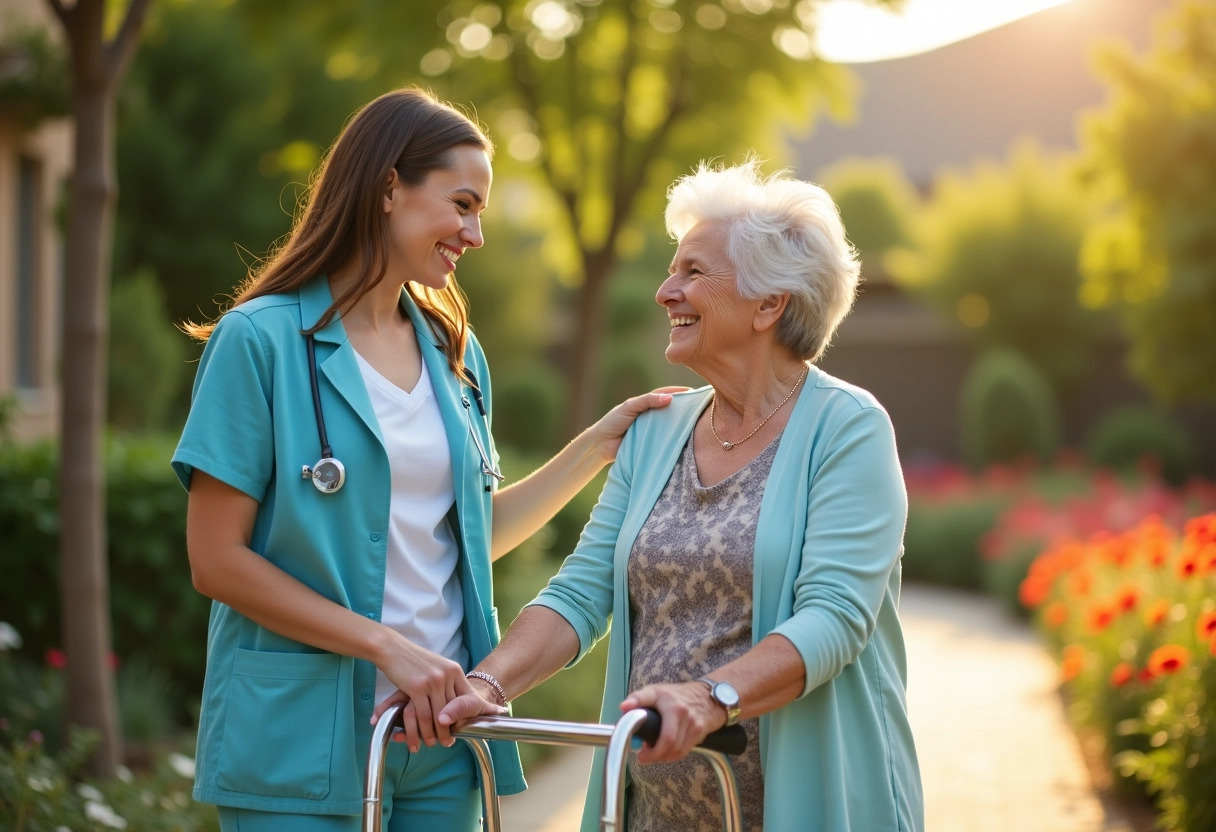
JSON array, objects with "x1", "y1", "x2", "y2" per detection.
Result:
[{"x1": 812, "y1": 0, "x2": 1078, "y2": 63}]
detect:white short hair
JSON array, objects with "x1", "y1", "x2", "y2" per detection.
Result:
[{"x1": 664, "y1": 159, "x2": 860, "y2": 361}]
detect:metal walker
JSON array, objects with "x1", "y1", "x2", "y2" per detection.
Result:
[{"x1": 362, "y1": 704, "x2": 748, "y2": 832}]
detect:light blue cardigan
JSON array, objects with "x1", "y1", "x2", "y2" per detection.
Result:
[{"x1": 531, "y1": 368, "x2": 924, "y2": 832}]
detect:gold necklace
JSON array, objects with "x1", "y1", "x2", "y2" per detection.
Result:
[{"x1": 710, "y1": 366, "x2": 808, "y2": 451}]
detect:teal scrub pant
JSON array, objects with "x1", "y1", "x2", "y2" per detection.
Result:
[{"x1": 216, "y1": 740, "x2": 480, "y2": 831}]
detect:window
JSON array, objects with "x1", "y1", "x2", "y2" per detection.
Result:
[{"x1": 15, "y1": 155, "x2": 41, "y2": 389}]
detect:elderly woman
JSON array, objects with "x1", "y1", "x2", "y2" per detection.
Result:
[{"x1": 388, "y1": 160, "x2": 924, "y2": 831}]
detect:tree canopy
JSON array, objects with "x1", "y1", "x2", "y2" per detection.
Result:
[
  {"x1": 1078, "y1": 0, "x2": 1216, "y2": 404},
  {"x1": 887, "y1": 142, "x2": 1105, "y2": 390}
]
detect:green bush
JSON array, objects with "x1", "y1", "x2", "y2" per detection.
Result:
[
  {"x1": 960, "y1": 349, "x2": 1061, "y2": 470},
  {"x1": 493, "y1": 365, "x2": 563, "y2": 455},
  {"x1": 980, "y1": 540, "x2": 1041, "y2": 617},
  {"x1": 1084, "y1": 406, "x2": 1196, "y2": 487},
  {"x1": 108, "y1": 271, "x2": 190, "y2": 432},
  {"x1": 0, "y1": 436, "x2": 207, "y2": 722},
  {"x1": 902, "y1": 494, "x2": 1009, "y2": 590},
  {"x1": 0, "y1": 727, "x2": 217, "y2": 832}
]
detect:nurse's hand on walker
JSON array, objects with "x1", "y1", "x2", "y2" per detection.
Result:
[{"x1": 372, "y1": 676, "x2": 506, "y2": 751}]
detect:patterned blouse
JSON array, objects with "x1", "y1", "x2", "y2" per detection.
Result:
[{"x1": 625, "y1": 434, "x2": 780, "y2": 832}]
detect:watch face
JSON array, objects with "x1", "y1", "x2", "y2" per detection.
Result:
[{"x1": 712, "y1": 681, "x2": 740, "y2": 708}]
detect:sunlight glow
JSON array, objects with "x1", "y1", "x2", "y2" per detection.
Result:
[{"x1": 812, "y1": 0, "x2": 1077, "y2": 64}]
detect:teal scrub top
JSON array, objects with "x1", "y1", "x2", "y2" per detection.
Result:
[{"x1": 171, "y1": 277, "x2": 525, "y2": 815}]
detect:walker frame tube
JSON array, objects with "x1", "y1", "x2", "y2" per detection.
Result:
[{"x1": 362, "y1": 703, "x2": 744, "y2": 832}]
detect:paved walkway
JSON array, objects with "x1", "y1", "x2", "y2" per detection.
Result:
[{"x1": 498, "y1": 584, "x2": 1141, "y2": 831}]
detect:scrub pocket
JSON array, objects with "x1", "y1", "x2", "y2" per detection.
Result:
[{"x1": 216, "y1": 649, "x2": 341, "y2": 800}]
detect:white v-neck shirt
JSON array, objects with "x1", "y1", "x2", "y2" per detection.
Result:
[{"x1": 353, "y1": 351, "x2": 468, "y2": 706}]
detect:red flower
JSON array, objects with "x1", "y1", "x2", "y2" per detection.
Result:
[
  {"x1": 1146, "y1": 644, "x2": 1190, "y2": 676},
  {"x1": 1114, "y1": 584, "x2": 1139, "y2": 614},
  {"x1": 1109, "y1": 662, "x2": 1134, "y2": 688},
  {"x1": 1196, "y1": 611, "x2": 1216, "y2": 643},
  {"x1": 45, "y1": 648, "x2": 66, "y2": 669},
  {"x1": 1086, "y1": 603, "x2": 1115, "y2": 633},
  {"x1": 1176, "y1": 554, "x2": 1200, "y2": 580}
]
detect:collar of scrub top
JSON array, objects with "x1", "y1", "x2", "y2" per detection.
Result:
[{"x1": 299, "y1": 277, "x2": 504, "y2": 494}]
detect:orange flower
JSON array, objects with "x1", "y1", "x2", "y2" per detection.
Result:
[
  {"x1": 1144, "y1": 538, "x2": 1170, "y2": 568},
  {"x1": 1196, "y1": 611, "x2": 1216, "y2": 643},
  {"x1": 1043, "y1": 601, "x2": 1068, "y2": 629},
  {"x1": 1146, "y1": 644, "x2": 1190, "y2": 676},
  {"x1": 1019, "y1": 574, "x2": 1052, "y2": 609},
  {"x1": 1144, "y1": 599, "x2": 1170, "y2": 627},
  {"x1": 1200, "y1": 543, "x2": 1216, "y2": 572},
  {"x1": 1100, "y1": 536, "x2": 1133, "y2": 568},
  {"x1": 1109, "y1": 662, "x2": 1134, "y2": 688},
  {"x1": 1114, "y1": 584, "x2": 1139, "y2": 614},
  {"x1": 1184, "y1": 513, "x2": 1216, "y2": 545},
  {"x1": 1086, "y1": 603, "x2": 1115, "y2": 633},
  {"x1": 1176, "y1": 554, "x2": 1200, "y2": 580},
  {"x1": 1069, "y1": 570, "x2": 1093, "y2": 597},
  {"x1": 1139, "y1": 666, "x2": 1156, "y2": 683},
  {"x1": 1061, "y1": 645, "x2": 1085, "y2": 681}
]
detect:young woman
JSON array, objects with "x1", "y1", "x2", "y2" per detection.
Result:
[{"x1": 172, "y1": 87, "x2": 675, "y2": 830}]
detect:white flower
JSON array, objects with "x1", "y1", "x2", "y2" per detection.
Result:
[
  {"x1": 27, "y1": 775, "x2": 54, "y2": 792},
  {"x1": 116, "y1": 765, "x2": 134, "y2": 783},
  {"x1": 0, "y1": 622, "x2": 21, "y2": 651},
  {"x1": 167, "y1": 751, "x2": 196, "y2": 779},
  {"x1": 84, "y1": 801, "x2": 127, "y2": 829},
  {"x1": 76, "y1": 783, "x2": 104, "y2": 802}
]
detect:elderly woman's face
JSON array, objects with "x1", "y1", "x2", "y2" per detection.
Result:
[{"x1": 656, "y1": 220, "x2": 757, "y2": 371}]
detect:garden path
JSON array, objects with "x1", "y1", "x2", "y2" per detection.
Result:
[{"x1": 497, "y1": 583, "x2": 1141, "y2": 832}]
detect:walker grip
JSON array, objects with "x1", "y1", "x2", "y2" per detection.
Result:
[{"x1": 635, "y1": 707, "x2": 748, "y2": 756}]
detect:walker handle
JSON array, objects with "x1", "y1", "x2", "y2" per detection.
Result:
[{"x1": 634, "y1": 708, "x2": 748, "y2": 756}]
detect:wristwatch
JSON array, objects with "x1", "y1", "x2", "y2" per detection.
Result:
[{"x1": 696, "y1": 676, "x2": 741, "y2": 726}]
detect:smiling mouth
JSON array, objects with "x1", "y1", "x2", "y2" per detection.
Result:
[
  {"x1": 669, "y1": 315, "x2": 699, "y2": 328},
  {"x1": 437, "y1": 244, "x2": 463, "y2": 268}
]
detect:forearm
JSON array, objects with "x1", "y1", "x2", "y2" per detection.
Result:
[
  {"x1": 472, "y1": 606, "x2": 581, "y2": 701},
  {"x1": 490, "y1": 429, "x2": 606, "y2": 559},
  {"x1": 706, "y1": 634, "x2": 806, "y2": 720},
  {"x1": 190, "y1": 541, "x2": 398, "y2": 666}
]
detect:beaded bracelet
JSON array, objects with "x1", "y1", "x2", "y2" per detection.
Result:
[{"x1": 466, "y1": 670, "x2": 508, "y2": 706}]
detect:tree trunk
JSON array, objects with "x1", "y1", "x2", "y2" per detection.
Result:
[
  {"x1": 58, "y1": 70, "x2": 122, "y2": 778},
  {"x1": 563, "y1": 249, "x2": 615, "y2": 437}
]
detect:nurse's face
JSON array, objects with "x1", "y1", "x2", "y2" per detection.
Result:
[{"x1": 383, "y1": 145, "x2": 493, "y2": 290}]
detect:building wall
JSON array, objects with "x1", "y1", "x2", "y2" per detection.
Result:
[{"x1": 0, "y1": 2, "x2": 71, "y2": 442}]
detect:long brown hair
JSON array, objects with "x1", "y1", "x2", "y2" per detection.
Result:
[{"x1": 183, "y1": 87, "x2": 493, "y2": 384}]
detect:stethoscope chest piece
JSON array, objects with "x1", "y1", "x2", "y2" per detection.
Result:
[
  {"x1": 302, "y1": 457, "x2": 346, "y2": 493},
  {"x1": 303, "y1": 334, "x2": 345, "y2": 495}
]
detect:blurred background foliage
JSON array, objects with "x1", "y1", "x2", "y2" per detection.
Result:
[
  {"x1": 1077, "y1": 0, "x2": 1216, "y2": 404},
  {"x1": 4, "y1": 0, "x2": 1216, "y2": 827},
  {"x1": 886, "y1": 142, "x2": 1107, "y2": 392}
]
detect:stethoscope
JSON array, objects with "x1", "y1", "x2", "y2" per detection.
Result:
[{"x1": 300, "y1": 334, "x2": 505, "y2": 494}]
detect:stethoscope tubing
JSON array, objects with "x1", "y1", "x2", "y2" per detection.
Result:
[{"x1": 303, "y1": 334, "x2": 503, "y2": 494}]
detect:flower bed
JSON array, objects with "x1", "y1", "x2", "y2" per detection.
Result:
[{"x1": 1020, "y1": 513, "x2": 1216, "y2": 832}]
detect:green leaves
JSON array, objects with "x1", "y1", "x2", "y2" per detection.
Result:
[{"x1": 1079, "y1": 0, "x2": 1216, "y2": 404}]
